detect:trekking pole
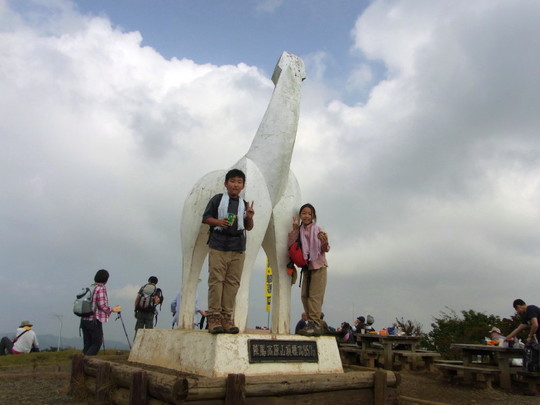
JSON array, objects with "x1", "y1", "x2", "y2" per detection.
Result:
[{"x1": 116, "y1": 312, "x2": 132, "y2": 349}]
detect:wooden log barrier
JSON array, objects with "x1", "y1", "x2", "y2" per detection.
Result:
[
  {"x1": 129, "y1": 370, "x2": 149, "y2": 405},
  {"x1": 374, "y1": 369, "x2": 387, "y2": 405},
  {"x1": 74, "y1": 357, "x2": 398, "y2": 404},
  {"x1": 225, "y1": 374, "x2": 246, "y2": 405},
  {"x1": 70, "y1": 354, "x2": 85, "y2": 395},
  {"x1": 399, "y1": 396, "x2": 450, "y2": 405},
  {"x1": 83, "y1": 358, "x2": 188, "y2": 404},
  {"x1": 96, "y1": 361, "x2": 113, "y2": 403}
]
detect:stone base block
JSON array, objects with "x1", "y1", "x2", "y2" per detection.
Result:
[{"x1": 128, "y1": 329, "x2": 343, "y2": 377}]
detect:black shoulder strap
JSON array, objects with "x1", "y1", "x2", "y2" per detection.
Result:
[
  {"x1": 138, "y1": 283, "x2": 148, "y2": 295},
  {"x1": 156, "y1": 288, "x2": 163, "y2": 310},
  {"x1": 296, "y1": 225, "x2": 303, "y2": 247},
  {"x1": 207, "y1": 193, "x2": 224, "y2": 244},
  {"x1": 13, "y1": 329, "x2": 29, "y2": 343}
]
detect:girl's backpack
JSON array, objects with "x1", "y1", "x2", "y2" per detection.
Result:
[{"x1": 289, "y1": 240, "x2": 307, "y2": 267}]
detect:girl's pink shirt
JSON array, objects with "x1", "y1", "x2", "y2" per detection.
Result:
[{"x1": 288, "y1": 223, "x2": 330, "y2": 270}]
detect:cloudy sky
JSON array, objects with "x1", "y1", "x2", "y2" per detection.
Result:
[{"x1": 2, "y1": 0, "x2": 540, "y2": 346}]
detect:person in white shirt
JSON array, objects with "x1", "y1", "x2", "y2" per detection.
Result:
[
  {"x1": 488, "y1": 326, "x2": 506, "y2": 345},
  {"x1": 171, "y1": 292, "x2": 207, "y2": 329},
  {"x1": 0, "y1": 320, "x2": 39, "y2": 355}
]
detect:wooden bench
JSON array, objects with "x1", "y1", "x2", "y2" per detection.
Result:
[
  {"x1": 394, "y1": 351, "x2": 441, "y2": 371},
  {"x1": 516, "y1": 370, "x2": 540, "y2": 392},
  {"x1": 434, "y1": 359, "x2": 463, "y2": 365},
  {"x1": 338, "y1": 346, "x2": 362, "y2": 365},
  {"x1": 360, "y1": 349, "x2": 382, "y2": 368},
  {"x1": 436, "y1": 363, "x2": 500, "y2": 389},
  {"x1": 338, "y1": 346, "x2": 381, "y2": 368}
]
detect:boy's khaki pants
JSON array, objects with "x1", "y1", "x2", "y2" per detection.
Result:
[{"x1": 208, "y1": 249, "x2": 245, "y2": 317}]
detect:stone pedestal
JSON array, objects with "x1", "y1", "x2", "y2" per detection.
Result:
[{"x1": 128, "y1": 329, "x2": 343, "y2": 377}]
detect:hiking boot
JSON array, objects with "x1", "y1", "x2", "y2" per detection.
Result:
[
  {"x1": 207, "y1": 313, "x2": 224, "y2": 334},
  {"x1": 311, "y1": 323, "x2": 322, "y2": 337},
  {"x1": 298, "y1": 322, "x2": 321, "y2": 337},
  {"x1": 298, "y1": 322, "x2": 314, "y2": 336},
  {"x1": 221, "y1": 313, "x2": 239, "y2": 334},
  {"x1": 297, "y1": 327, "x2": 310, "y2": 336}
]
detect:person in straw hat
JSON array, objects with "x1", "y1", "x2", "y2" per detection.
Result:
[{"x1": 0, "y1": 320, "x2": 40, "y2": 355}]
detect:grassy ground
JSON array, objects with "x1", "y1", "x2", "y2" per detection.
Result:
[
  {"x1": 0, "y1": 349, "x2": 76, "y2": 367},
  {"x1": 1, "y1": 350, "x2": 539, "y2": 404},
  {"x1": 0, "y1": 348, "x2": 128, "y2": 368}
]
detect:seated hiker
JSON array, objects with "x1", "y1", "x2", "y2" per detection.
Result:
[
  {"x1": 486, "y1": 326, "x2": 507, "y2": 346},
  {"x1": 337, "y1": 321, "x2": 355, "y2": 343},
  {"x1": 295, "y1": 312, "x2": 309, "y2": 334},
  {"x1": 320, "y1": 312, "x2": 335, "y2": 334},
  {"x1": 365, "y1": 314, "x2": 376, "y2": 332},
  {"x1": 0, "y1": 320, "x2": 39, "y2": 355},
  {"x1": 353, "y1": 316, "x2": 367, "y2": 333}
]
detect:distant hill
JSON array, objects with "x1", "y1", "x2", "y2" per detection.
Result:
[{"x1": 0, "y1": 332, "x2": 130, "y2": 351}]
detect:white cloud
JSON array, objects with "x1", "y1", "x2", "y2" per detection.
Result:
[
  {"x1": 295, "y1": 0, "x2": 540, "y2": 328},
  {"x1": 347, "y1": 63, "x2": 373, "y2": 91},
  {"x1": 0, "y1": 1, "x2": 273, "y2": 338},
  {"x1": 3, "y1": 0, "x2": 540, "y2": 342},
  {"x1": 302, "y1": 51, "x2": 329, "y2": 82},
  {"x1": 112, "y1": 284, "x2": 141, "y2": 300},
  {"x1": 255, "y1": 0, "x2": 284, "y2": 14}
]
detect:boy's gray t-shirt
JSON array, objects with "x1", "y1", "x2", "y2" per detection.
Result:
[{"x1": 203, "y1": 193, "x2": 246, "y2": 252}]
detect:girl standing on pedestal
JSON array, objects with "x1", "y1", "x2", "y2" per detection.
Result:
[{"x1": 288, "y1": 203, "x2": 330, "y2": 337}]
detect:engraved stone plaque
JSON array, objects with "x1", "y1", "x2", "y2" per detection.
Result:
[{"x1": 248, "y1": 339, "x2": 318, "y2": 363}]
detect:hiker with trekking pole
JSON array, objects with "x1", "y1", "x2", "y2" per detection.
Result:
[
  {"x1": 115, "y1": 311, "x2": 132, "y2": 349},
  {"x1": 79, "y1": 269, "x2": 122, "y2": 355}
]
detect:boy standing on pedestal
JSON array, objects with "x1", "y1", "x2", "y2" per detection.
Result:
[{"x1": 202, "y1": 169, "x2": 255, "y2": 334}]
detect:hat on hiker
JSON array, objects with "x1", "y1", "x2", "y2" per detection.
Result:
[
  {"x1": 489, "y1": 327, "x2": 501, "y2": 334},
  {"x1": 20, "y1": 320, "x2": 33, "y2": 327}
]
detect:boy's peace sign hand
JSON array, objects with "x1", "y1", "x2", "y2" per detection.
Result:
[{"x1": 246, "y1": 201, "x2": 255, "y2": 219}]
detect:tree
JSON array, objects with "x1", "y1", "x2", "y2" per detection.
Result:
[
  {"x1": 423, "y1": 308, "x2": 507, "y2": 358},
  {"x1": 394, "y1": 317, "x2": 423, "y2": 336}
]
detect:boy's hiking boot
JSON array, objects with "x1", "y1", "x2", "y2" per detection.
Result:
[
  {"x1": 221, "y1": 313, "x2": 239, "y2": 334},
  {"x1": 298, "y1": 321, "x2": 321, "y2": 337},
  {"x1": 208, "y1": 313, "x2": 224, "y2": 334},
  {"x1": 311, "y1": 323, "x2": 322, "y2": 337}
]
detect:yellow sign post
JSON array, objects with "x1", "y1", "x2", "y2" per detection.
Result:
[{"x1": 265, "y1": 259, "x2": 272, "y2": 313}]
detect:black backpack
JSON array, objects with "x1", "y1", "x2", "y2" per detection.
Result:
[{"x1": 523, "y1": 342, "x2": 540, "y2": 372}]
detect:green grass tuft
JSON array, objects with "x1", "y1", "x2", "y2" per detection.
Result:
[{"x1": 0, "y1": 349, "x2": 129, "y2": 368}]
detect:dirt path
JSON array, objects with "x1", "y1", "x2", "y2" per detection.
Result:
[
  {"x1": 1, "y1": 362, "x2": 539, "y2": 404},
  {"x1": 398, "y1": 371, "x2": 539, "y2": 404},
  {"x1": 0, "y1": 363, "x2": 88, "y2": 405}
]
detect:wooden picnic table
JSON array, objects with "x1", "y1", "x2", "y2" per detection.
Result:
[
  {"x1": 450, "y1": 343, "x2": 524, "y2": 389},
  {"x1": 356, "y1": 334, "x2": 424, "y2": 370}
]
